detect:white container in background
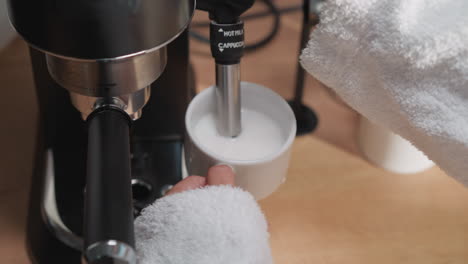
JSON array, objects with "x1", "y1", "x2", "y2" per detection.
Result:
[
  {"x1": 358, "y1": 117, "x2": 434, "y2": 174},
  {"x1": 185, "y1": 82, "x2": 296, "y2": 200}
]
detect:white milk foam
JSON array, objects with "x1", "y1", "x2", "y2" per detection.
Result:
[{"x1": 194, "y1": 109, "x2": 284, "y2": 161}]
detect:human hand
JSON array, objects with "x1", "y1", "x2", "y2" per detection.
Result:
[{"x1": 165, "y1": 165, "x2": 235, "y2": 196}]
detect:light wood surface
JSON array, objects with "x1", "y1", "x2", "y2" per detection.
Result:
[
  {"x1": 1, "y1": 1, "x2": 467, "y2": 263},
  {"x1": 0, "y1": 38, "x2": 36, "y2": 264},
  {"x1": 261, "y1": 137, "x2": 468, "y2": 264}
]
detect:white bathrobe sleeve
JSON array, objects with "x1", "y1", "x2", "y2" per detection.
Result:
[
  {"x1": 301, "y1": 0, "x2": 468, "y2": 185},
  {"x1": 134, "y1": 185, "x2": 273, "y2": 264}
]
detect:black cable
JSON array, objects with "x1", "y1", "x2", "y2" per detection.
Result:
[
  {"x1": 191, "y1": 4, "x2": 301, "y2": 28},
  {"x1": 244, "y1": 0, "x2": 280, "y2": 52},
  {"x1": 190, "y1": 30, "x2": 212, "y2": 43},
  {"x1": 190, "y1": 0, "x2": 300, "y2": 52}
]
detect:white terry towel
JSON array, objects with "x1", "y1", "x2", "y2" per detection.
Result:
[
  {"x1": 301, "y1": 0, "x2": 468, "y2": 184},
  {"x1": 134, "y1": 1, "x2": 468, "y2": 262},
  {"x1": 134, "y1": 185, "x2": 273, "y2": 264}
]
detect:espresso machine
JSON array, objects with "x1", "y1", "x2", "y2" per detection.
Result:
[
  {"x1": 8, "y1": 0, "x2": 195, "y2": 263},
  {"x1": 7, "y1": 0, "x2": 252, "y2": 263}
]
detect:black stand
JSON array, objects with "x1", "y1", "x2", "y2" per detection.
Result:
[{"x1": 288, "y1": 0, "x2": 319, "y2": 136}]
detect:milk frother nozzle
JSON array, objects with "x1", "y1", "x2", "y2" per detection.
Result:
[
  {"x1": 212, "y1": 21, "x2": 243, "y2": 138},
  {"x1": 197, "y1": 0, "x2": 254, "y2": 137}
]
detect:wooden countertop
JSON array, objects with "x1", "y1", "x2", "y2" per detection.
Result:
[
  {"x1": 262, "y1": 137, "x2": 468, "y2": 264},
  {"x1": 1, "y1": 1, "x2": 467, "y2": 263}
]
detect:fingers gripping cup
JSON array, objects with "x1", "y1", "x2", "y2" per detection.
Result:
[{"x1": 185, "y1": 82, "x2": 296, "y2": 200}]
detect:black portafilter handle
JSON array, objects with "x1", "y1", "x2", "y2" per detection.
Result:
[{"x1": 84, "y1": 108, "x2": 136, "y2": 264}]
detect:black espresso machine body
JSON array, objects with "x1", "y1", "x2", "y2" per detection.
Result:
[
  {"x1": 26, "y1": 36, "x2": 192, "y2": 264},
  {"x1": 8, "y1": 0, "x2": 195, "y2": 263}
]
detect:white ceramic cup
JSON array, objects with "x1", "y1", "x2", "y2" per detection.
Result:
[
  {"x1": 358, "y1": 117, "x2": 434, "y2": 174},
  {"x1": 185, "y1": 82, "x2": 296, "y2": 200}
]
